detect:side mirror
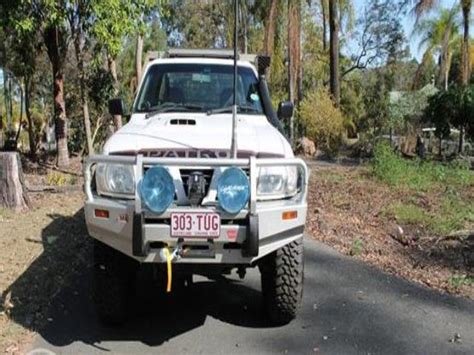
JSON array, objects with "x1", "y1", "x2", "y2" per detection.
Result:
[
  {"x1": 277, "y1": 101, "x2": 294, "y2": 120},
  {"x1": 108, "y1": 98, "x2": 126, "y2": 116}
]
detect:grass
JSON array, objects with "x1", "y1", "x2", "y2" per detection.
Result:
[
  {"x1": 319, "y1": 170, "x2": 347, "y2": 183},
  {"x1": 448, "y1": 274, "x2": 474, "y2": 289},
  {"x1": 372, "y1": 143, "x2": 473, "y2": 235},
  {"x1": 371, "y1": 143, "x2": 473, "y2": 191},
  {"x1": 0, "y1": 207, "x2": 12, "y2": 220},
  {"x1": 385, "y1": 203, "x2": 431, "y2": 226},
  {"x1": 385, "y1": 195, "x2": 474, "y2": 235},
  {"x1": 351, "y1": 238, "x2": 364, "y2": 256}
]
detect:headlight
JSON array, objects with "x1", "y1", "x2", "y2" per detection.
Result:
[
  {"x1": 139, "y1": 166, "x2": 175, "y2": 214},
  {"x1": 257, "y1": 166, "x2": 297, "y2": 199},
  {"x1": 96, "y1": 163, "x2": 135, "y2": 196},
  {"x1": 217, "y1": 167, "x2": 249, "y2": 214}
]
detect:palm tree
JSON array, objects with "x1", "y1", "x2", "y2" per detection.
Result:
[
  {"x1": 415, "y1": 6, "x2": 460, "y2": 90},
  {"x1": 413, "y1": 0, "x2": 471, "y2": 85}
]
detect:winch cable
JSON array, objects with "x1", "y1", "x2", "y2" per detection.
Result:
[{"x1": 163, "y1": 246, "x2": 189, "y2": 293}]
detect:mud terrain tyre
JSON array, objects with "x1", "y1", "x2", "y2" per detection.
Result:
[
  {"x1": 93, "y1": 239, "x2": 138, "y2": 325},
  {"x1": 259, "y1": 237, "x2": 304, "y2": 325}
]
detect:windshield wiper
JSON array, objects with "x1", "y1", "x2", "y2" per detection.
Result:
[
  {"x1": 207, "y1": 105, "x2": 260, "y2": 116},
  {"x1": 146, "y1": 103, "x2": 204, "y2": 118}
]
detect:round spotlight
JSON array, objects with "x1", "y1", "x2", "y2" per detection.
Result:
[
  {"x1": 217, "y1": 167, "x2": 249, "y2": 214},
  {"x1": 140, "y1": 166, "x2": 175, "y2": 214}
]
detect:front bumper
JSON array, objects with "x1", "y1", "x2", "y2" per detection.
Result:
[{"x1": 84, "y1": 155, "x2": 308, "y2": 264}]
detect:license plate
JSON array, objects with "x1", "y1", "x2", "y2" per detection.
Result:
[{"x1": 170, "y1": 212, "x2": 220, "y2": 238}]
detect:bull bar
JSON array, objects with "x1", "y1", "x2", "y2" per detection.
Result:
[{"x1": 84, "y1": 155, "x2": 308, "y2": 261}]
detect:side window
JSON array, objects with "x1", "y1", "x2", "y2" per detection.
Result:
[{"x1": 242, "y1": 78, "x2": 261, "y2": 109}]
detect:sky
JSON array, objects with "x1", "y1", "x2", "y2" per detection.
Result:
[{"x1": 353, "y1": 0, "x2": 459, "y2": 62}]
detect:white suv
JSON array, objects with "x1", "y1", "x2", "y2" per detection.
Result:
[{"x1": 84, "y1": 49, "x2": 308, "y2": 325}]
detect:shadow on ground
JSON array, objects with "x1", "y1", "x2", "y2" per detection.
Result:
[
  {"x1": 2, "y1": 208, "x2": 474, "y2": 353},
  {"x1": 1, "y1": 208, "x2": 273, "y2": 349}
]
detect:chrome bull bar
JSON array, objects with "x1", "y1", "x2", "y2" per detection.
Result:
[{"x1": 84, "y1": 154, "x2": 309, "y2": 257}]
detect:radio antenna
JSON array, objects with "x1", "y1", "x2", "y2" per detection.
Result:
[{"x1": 230, "y1": 0, "x2": 238, "y2": 159}]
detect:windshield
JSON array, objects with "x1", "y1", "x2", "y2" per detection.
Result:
[{"x1": 134, "y1": 63, "x2": 264, "y2": 114}]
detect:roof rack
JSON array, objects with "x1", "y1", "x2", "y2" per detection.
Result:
[
  {"x1": 168, "y1": 48, "x2": 235, "y2": 59},
  {"x1": 144, "y1": 49, "x2": 271, "y2": 76}
]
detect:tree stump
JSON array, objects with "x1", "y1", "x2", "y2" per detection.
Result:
[{"x1": 0, "y1": 152, "x2": 30, "y2": 211}]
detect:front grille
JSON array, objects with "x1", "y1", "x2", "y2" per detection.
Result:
[{"x1": 180, "y1": 169, "x2": 214, "y2": 198}]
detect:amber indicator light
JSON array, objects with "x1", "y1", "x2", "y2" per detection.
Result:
[{"x1": 282, "y1": 211, "x2": 298, "y2": 220}]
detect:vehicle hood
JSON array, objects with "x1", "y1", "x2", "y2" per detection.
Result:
[{"x1": 103, "y1": 113, "x2": 293, "y2": 158}]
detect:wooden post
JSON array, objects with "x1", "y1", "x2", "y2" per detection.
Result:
[{"x1": 0, "y1": 152, "x2": 30, "y2": 211}]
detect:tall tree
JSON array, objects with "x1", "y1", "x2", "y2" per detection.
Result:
[
  {"x1": 343, "y1": 0, "x2": 407, "y2": 79},
  {"x1": 288, "y1": 0, "x2": 302, "y2": 145},
  {"x1": 264, "y1": 0, "x2": 279, "y2": 56},
  {"x1": 329, "y1": 0, "x2": 340, "y2": 105},
  {"x1": 44, "y1": 22, "x2": 70, "y2": 167},
  {"x1": 68, "y1": 0, "x2": 94, "y2": 155},
  {"x1": 320, "y1": 0, "x2": 328, "y2": 51},
  {"x1": 460, "y1": 0, "x2": 472, "y2": 85},
  {"x1": 3, "y1": 0, "x2": 71, "y2": 167}
]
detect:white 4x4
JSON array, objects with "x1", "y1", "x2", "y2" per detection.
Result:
[{"x1": 84, "y1": 49, "x2": 308, "y2": 325}]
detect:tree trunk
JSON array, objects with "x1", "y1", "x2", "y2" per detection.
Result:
[
  {"x1": 288, "y1": 0, "x2": 301, "y2": 146},
  {"x1": 108, "y1": 55, "x2": 122, "y2": 131},
  {"x1": 461, "y1": 3, "x2": 471, "y2": 86},
  {"x1": 24, "y1": 76, "x2": 37, "y2": 159},
  {"x1": 73, "y1": 31, "x2": 94, "y2": 155},
  {"x1": 458, "y1": 126, "x2": 464, "y2": 154},
  {"x1": 0, "y1": 152, "x2": 30, "y2": 211},
  {"x1": 53, "y1": 70, "x2": 69, "y2": 167},
  {"x1": 438, "y1": 27, "x2": 451, "y2": 90},
  {"x1": 3, "y1": 72, "x2": 11, "y2": 131},
  {"x1": 264, "y1": 0, "x2": 278, "y2": 56},
  {"x1": 445, "y1": 65, "x2": 449, "y2": 91},
  {"x1": 45, "y1": 26, "x2": 69, "y2": 168},
  {"x1": 321, "y1": 0, "x2": 327, "y2": 51},
  {"x1": 82, "y1": 92, "x2": 93, "y2": 155},
  {"x1": 329, "y1": 0, "x2": 340, "y2": 106},
  {"x1": 14, "y1": 83, "x2": 23, "y2": 146},
  {"x1": 135, "y1": 35, "x2": 144, "y2": 89},
  {"x1": 242, "y1": 9, "x2": 248, "y2": 54}
]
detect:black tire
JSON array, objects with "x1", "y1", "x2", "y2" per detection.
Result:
[
  {"x1": 259, "y1": 237, "x2": 304, "y2": 325},
  {"x1": 93, "y1": 239, "x2": 138, "y2": 325}
]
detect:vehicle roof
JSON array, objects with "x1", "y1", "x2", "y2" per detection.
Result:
[{"x1": 148, "y1": 57, "x2": 257, "y2": 73}]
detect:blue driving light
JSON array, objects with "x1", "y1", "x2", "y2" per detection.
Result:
[
  {"x1": 217, "y1": 167, "x2": 249, "y2": 214},
  {"x1": 140, "y1": 166, "x2": 175, "y2": 214}
]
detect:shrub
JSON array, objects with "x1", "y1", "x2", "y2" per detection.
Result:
[
  {"x1": 47, "y1": 172, "x2": 77, "y2": 186},
  {"x1": 299, "y1": 88, "x2": 345, "y2": 156},
  {"x1": 47, "y1": 172, "x2": 68, "y2": 186}
]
